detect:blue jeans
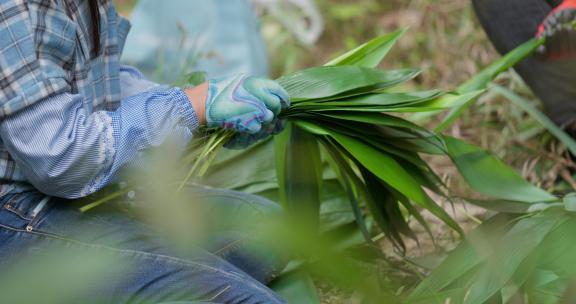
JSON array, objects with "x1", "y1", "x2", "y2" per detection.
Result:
[{"x1": 0, "y1": 187, "x2": 287, "y2": 303}]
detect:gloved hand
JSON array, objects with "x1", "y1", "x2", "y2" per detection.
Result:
[
  {"x1": 537, "y1": 0, "x2": 576, "y2": 59},
  {"x1": 205, "y1": 75, "x2": 290, "y2": 149}
]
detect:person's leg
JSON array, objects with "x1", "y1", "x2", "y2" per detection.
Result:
[
  {"x1": 0, "y1": 190, "x2": 286, "y2": 303},
  {"x1": 182, "y1": 186, "x2": 287, "y2": 284},
  {"x1": 472, "y1": 0, "x2": 576, "y2": 129}
]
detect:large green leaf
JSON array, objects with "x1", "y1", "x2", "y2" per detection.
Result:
[
  {"x1": 278, "y1": 66, "x2": 420, "y2": 101},
  {"x1": 445, "y1": 136, "x2": 556, "y2": 203},
  {"x1": 318, "y1": 179, "x2": 357, "y2": 233},
  {"x1": 200, "y1": 139, "x2": 277, "y2": 190},
  {"x1": 465, "y1": 212, "x2": 568, "y2": 304}
]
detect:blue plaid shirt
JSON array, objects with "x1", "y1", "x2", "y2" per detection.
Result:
[{"x1": 0, "y1": 0, "x2": 199, "y2": 198}]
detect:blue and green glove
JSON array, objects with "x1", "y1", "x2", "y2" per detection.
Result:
[{"x1": 205, "y1": 75, "x2": 290, "y2": 149}]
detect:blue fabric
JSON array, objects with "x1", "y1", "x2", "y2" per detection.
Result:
[
  {"x1": 122, "y1": 0, "x2": 269, "y2": 82},
  {"x1": 0, "y1": 69, "x2": 198, "y2": 199},
  {"x1": 0, "y1": 0, "x2": 121, "y2": 193},
  {"x1": 0, "y1": 186, "x2": 287, "y2": 303},
  {"x1": 0, "y1": 1, "x2": 199, "y2": 198},
  {"x1": 0, "y1": 0, "x2": 131, "y2": 117}
]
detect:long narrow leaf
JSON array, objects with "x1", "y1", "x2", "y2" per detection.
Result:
[
  {"x1": 492, "y1": 84, "x2": 576, "y2": 155},
  {"x1": 321, "y1": 140, "x2": 373, "y2": 242}
]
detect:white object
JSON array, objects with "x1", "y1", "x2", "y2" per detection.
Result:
[{"x1": 252, "y1": 0, "x2": 324, "y2": 46}]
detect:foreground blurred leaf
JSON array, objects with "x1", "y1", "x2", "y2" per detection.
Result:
[
  {"x1": 0, "y1": 246, "x2": 127, "y2": 304},
  {"x1": 200, "y1": 139, "x2": 277, "y2": 190},
  {"x1": 409, "y1": 208, "x2": 576, "y2": 303},
  {"x1": 407, "y1": 214, "x2": 514, "y2": 301},
  {"x1": 281, "y1": 124, "x2": 323, "y2": 228},
  {"x1": 270, "y1": 271, "x2": 321, "y2": 304},
  {"x1": 465, "y1": 212, "x2": 567, "y2": 304}
]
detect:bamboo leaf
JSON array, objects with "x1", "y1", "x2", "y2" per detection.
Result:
[
  {"x1": 292, "y1": 90, "x2": 443, "y2": 108},
  {"x1": 321, "y1": 140, "x2": 373, "y2": 242},
  {"x1": 278, "y1": 66, "x2": 421, "y2": 101},
  {"x1": 445, "y1": 136, "x2": 556, "y2": 203},
  {"x1": 289, "y1": 91, "x2": 483, "y2": 113},
  {"x1": 282, "y1": 125, "x2": 323, "y2": 228},
  {"x1": 200, "y1": 139, "x2": 277, "y2": 190},
  {"x1": 385, "y1": 90, "x2": 485, "y2": 113},
  {"x1": 360, "y1": 167, "x2": 409, "y2": 250},
  {"x1": 316, "y1": 111, "x2": 436, "y2": 133},
  {"x1": 466, "y1": 213, "x2": 568, "y2": 304},
  {"x1": 465, "y1": 199, "x2": 535, "y2": 214},
  {"x1": 323, "y1": 130, "x2": 461, "y2": 233},
  {"x1": 325, "y1": 29, "x2": 406, "y2": 67},
  {"x1": 275, "y1": 125, "x2": 291, "y2": 209}
]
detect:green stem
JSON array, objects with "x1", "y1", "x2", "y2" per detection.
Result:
[
  {"x1": 435, "y1": 37, "x2": 545, "y2": 132},
  {"x1": 491, "y1": 84, "x2": 576, "y2": 155}
]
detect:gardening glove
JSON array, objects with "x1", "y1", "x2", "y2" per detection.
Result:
[
  {"x1": 205, "y1": 74, "x2": 290, "y2": 149},
  {"x1": 536, "y1": 0, "x2": 576, "y2": 59}
]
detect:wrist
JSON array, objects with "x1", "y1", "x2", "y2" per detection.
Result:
[{"x1": 184, "y1": 82, "x2": 208, "y2": 126}]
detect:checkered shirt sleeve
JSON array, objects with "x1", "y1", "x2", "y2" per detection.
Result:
[
  {"x1": 0, "y1": 0, "x2": 70, "y2": 118},
  {"x1": 0, "y1": 71, "x2": 199, "y2": 199}
]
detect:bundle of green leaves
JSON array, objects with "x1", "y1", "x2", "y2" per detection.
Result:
[{"x1": 177, "y1": 29, "x2": 555, "y2": 250}]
